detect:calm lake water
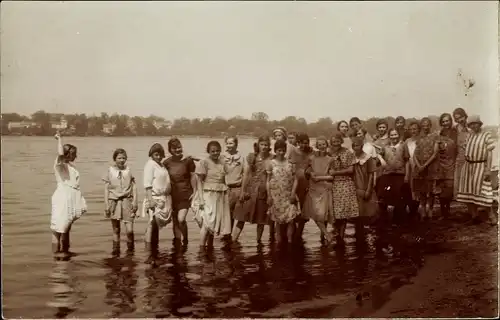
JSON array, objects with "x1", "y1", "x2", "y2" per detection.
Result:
[{"x1": 1, "y1": 136, "x2": 495, "y2": 318}]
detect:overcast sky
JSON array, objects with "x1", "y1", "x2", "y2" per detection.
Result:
[{"x1": 1, "y1": 1, "x2": 498, "y2": 124}]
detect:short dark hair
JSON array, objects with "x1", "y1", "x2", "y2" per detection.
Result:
[
  {"x1": 453, "y1": 107, "x2": 467, "y2": 118},
  {"x1": 376, "y1": 119, "x2": 388, "y2": 129},
  {"x1": 148, "y1": 143, "x2": 165, "y2": 159},
  {"x1": 274, "y1": 139, "x2": 287, "y2": 152},
  {"x1": 206, "y1": 140, "x2": 221, "y2": 153},
  {"x1": 112, "y1": 148, "x2": 127, "y2": 161},
  {"x1": 349, "y1": 117, "x2": 361, "y2": 125},
  {"x1": 63, "y1": 144, "x2": 77, "y2": 158},
  {"x1": 167, "y1": 137, "x2": 182, "y2": 155}
]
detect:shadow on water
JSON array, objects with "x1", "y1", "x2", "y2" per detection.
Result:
[
  {"x1": 46, "y1": 222, "x2": 447, "y2": 318},
  {"x1": 103, "y1": 255, "x2": 138, "y2": 317},
  {"x1": 47, "y1": 257, "x2": 86, "y2": 319}
]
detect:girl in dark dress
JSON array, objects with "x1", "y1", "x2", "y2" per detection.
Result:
[
  {"x1": 163, "y1": 138, "x2": 197, "y2": 246},
  {"x1": 436, "y1": 113, "x2": 458, "y2": 219},
  {"x1": 231, "y1": 136, "x2": 272, "y2": 243},
  {"x1": 289, "y1": 132, "x2": 313, "y2": 241}
]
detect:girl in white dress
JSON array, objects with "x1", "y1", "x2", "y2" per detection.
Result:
[
  {"x1": 142, "y1": 143, "x2": 172, "y2": 266},
  {"x1": 51, "y1": 132, "x2": 87, "y2": 259}
]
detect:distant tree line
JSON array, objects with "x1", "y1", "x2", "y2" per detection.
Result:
[{"x1": 0, "y1": 110, "x2": 496, "y2": 138}]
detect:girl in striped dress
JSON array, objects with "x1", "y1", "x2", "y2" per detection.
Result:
[{"x1": 456, "y1": 115, "x2": 497, "y2": 225}]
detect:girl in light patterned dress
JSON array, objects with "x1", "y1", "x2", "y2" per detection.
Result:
[
  {"x1": 328, "y1": 133, "x2": 359, "y2": 245},
  {"x1": 266, "y1": 140, "x2": 300, "y2": 244},
  {"x1": 195, "y1": 140, "x2": 232, "y2": 248},
  {"x1": 103, "y1": 148, "x2": 138, "y2": 256}
]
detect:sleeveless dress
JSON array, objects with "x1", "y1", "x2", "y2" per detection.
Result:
[
  {"x1": 302, "y1": 154, "x2": 333, "y2": 223},
  {"x1": 51, "y1": 159, "x2": 87, "y2": 233},
  {"x1": 267, "y1": 159, "x2": 300, "y2": 224}
]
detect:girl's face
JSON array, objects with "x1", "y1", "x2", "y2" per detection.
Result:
[
  {"x1": 453, "y1": 113, "x2": 467, "y2": 126},
  {"x1": 151, "y1": 151, "x2": 163, "y2": 163},
  {"x1": 115, "y1": 153, "x2": 127, "y2": 169},
  {"x1": 389, "y1": 130, "x2": 400, "y2": 144},
  {"x1": 395, "y1": 119, "x2": 405, "y2": 129},
  {"x1": 421, "y1": 121, "x2": 431, "y2": 134},
  {"x1": 409, "y1": 124, "x2": 420, "y2": 137},
  {"x1": 338, "y1": 122, "x2": 349, "y2": 134},
  {"x1": 298, "y1": 139, "x2": 310, "y2": 151},
  {"x1": 377, "y1": 124, "x2": 388, "y2": 136},
  {"x1": 274, "y1": 131, "x2": 285, "y2": 142},
  {"x1": 258, "y1": 141, "x2": 271, "y2": 154},
  {"x1": 468, "y1": 122, "x2": 481, "y2": 133},
  {"x1": 352, "y1": 142, "x2": 363, "y2": 154},
  {"x1": 171, "y1": 144, "x2": 183, "y2": 157},
  {"x1": 225, "y1": 138, "x2": 237, "y2": 153},
  {"x1": 350, "y1": 121, "x2": 361, "y2": 132},
  {"x1": 331, "y1": 137, "x2": 343, "y2": 149},
  {"x1": 440, "y1": 116, "x2": 452, "y2": 129},
  {"x1": 287, "y1": 134, "x2": 297, "y2": 146},
  {"x1": 67, "y1": 149, "x2": 77, "y2": 162},
  {"x1": 316, "y1": 139, "x2": 328, "y2": 152},
  {"x1": 356, "y1": 129, "x2": 364, "y2": 138},
  {"x1": 275, "y1": 147, "x2": 286, "y2": 159},
  {"x1": 208, "y1": 145, "x2": 221, "y2": 160}
]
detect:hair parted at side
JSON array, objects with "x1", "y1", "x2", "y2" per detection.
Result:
[
  {"x1": 112, "y1": 148, "x2": 127, "y2": 161},
  {"x1": 337, "y1": 120, "x2": 349, "y2": 131},
  {"x1": 206, "y1": 140, "x2": 222, "y2": 153},
  {"x1": 148, "y1": 143, "x2": 165, "y2": 158},
  {"x1": 167, "y1": 137, "x2": 182, "y2": 154},
  {"x1": 253, "y1": 135, "x2": 271, "y2": 154},
  {"x1": 439, "y1": 113, "x2": 452, "y2": 126}
]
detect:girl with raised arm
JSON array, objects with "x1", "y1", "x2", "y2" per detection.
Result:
[{"x1": 51, "y1": 132, "x2": 87, "y2": 260}]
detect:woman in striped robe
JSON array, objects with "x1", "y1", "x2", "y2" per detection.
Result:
[{"x1": 456, "y1": 115, "x2": 497, "y2": 225}]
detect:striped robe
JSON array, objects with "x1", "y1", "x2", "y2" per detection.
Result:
[{"x1": 456, "y1": 131, "x2": 496, "y2": 207}]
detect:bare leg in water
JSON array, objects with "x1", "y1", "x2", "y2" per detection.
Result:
[{"x1": 111, "y1": 220, "x2": 121, "y2": 256}]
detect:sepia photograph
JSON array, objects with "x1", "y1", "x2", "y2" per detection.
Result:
[{"x1": 1, "y1": 1, "x2": 498, "y2": 318}]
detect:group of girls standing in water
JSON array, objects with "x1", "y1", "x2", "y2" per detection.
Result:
[{"x1": 50, "y1": 107, "x2": 497, "y2": 263}]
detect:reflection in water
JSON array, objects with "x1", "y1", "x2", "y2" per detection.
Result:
[
  {"x1": 47, "y1": 259, "x2": 84, "y2": 318},
  {"x1": 103, "y1": 256, "x2": 138, "y2": 317}
]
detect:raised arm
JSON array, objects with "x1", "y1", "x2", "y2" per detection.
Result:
[{"x1": 55, "y1": 132, "x2": 65, "y2": 166}]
